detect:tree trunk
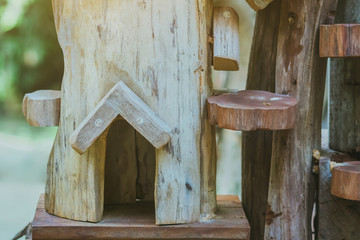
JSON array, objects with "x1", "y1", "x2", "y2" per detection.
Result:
[
  {"x1": 46, "y1": 0, "x2": 216, "y2": 225},
  {"x1": 329, "y1": 0, "x2": 360, "y2": 153},
  {"x1": 242, "y1": 1, "x2": 280, "y2": 239},
  {"x1": 264, "y1": 0, "x2": 338, "y2": 239}
]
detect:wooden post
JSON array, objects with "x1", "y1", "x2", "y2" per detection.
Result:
[
  {"x1": 264, "y1": 0, "x2": 338, "y2": 239},
  {"x1": 242, "y1": 1, "x2": 280, "y2": 239},
  {"x1": 329, "y1": 0, "x2": 360, "y2": 153},
  {"x1": 46, "y1": 0, "x2": 216, "y2": 225}
]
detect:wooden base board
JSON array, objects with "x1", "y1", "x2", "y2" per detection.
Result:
[{"x1": 32, "y1": 195, "x2": 250, "y2": 240}]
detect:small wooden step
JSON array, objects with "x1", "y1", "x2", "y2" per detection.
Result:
[
  {"x1": 320, "y1": 24, "x2": 360, "y2": 57},
  {"x1": 331, "y1": 161, "x2": 360, "y2": 201},
  {"x1": 207, "y1": 90, "x2": 297, "y2": 131},
  {"x1": 22, "y1": 90, "x2": 61, "y2": 127}
]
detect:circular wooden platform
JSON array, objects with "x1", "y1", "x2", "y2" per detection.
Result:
[
  {"x1": 207, "y1": 90, "x2": 297, "y2": 131},
  {"x1": 331, "y1": 161, "x2": 360, "y2": 201}
]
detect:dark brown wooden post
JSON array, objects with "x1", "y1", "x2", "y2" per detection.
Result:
[
  {"x1": 329, "y1": 0, "x2": 360, "y2": 153},
  {"x1": 264, "y1": 0, "x2": 338, "y2": 239},
  {"x1": 241, "y1": 1, "x2": 280, "y2": 239}
]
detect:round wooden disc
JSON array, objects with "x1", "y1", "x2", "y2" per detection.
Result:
[
  {"x1": 207, "y1": 90, "x2": 297, "y2": 131},
  {"x1": 331, "y1": 161, "x2": 360, "y2": 201}
]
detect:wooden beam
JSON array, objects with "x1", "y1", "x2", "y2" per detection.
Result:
[
  {"x1": 264, "y1": 0, "x2": 338, "y2": 239},
  {"x1": 242, "y1": 1, "x2": 280, "y2": 239},
  {"x1": 22, "y1": 90, "x2": 61, "y2": 127},
  {"x1": 213, "y1": 7, "x2": 240, "y2": 71},
  {"x1": 70, "y1": 81, "x2": 172, "y2": 154},
  {"x1": 320, "y1": 24, "x2": 360, "y2": 57},
  {"x1": 331, "y1": 161, "x2": 360, "y2": 201},
  {"x1": 207, "y1": 90, "x2": 297, "y2": 131},
  {"x1": 246, "y1": 0, "x2": 274, "y2": 11}
]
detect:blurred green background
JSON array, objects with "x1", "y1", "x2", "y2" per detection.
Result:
[
  {"x1": 0, "y1": 0, "x2": 254, "y2": 239},
  {"x1": 0, "y1": 0, "x2": 62, "y2": 239}
]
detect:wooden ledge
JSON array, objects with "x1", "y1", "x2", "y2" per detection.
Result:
[
  {"x1": 22, "y1": 90, "x2": 61, "y2": 127},
  {"x1": 245, "y1": 0, "x2": 274, "y2": 11},
  {"x1": 32, "y1": 194, "x2": 250, "y2": 240},
  {"x1": 207, "y1": 90, "x2": 297, "y2": 131},
  {"x1": 331, "y1": 161, "x2": 360, "y2": 201},
  {"x1": 320, "y1": 24, "x2": 360, "y2": 57}
]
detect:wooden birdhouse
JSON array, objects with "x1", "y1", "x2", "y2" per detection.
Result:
[{"x1": 22, "y1": 0, "x2": 301, "y2": 239}]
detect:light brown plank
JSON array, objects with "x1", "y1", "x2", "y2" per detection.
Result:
[
  {"x1": 70, "y1": 81, "x2": 172, "y2": 154},
  {"x1": 22, "y1": 90, "x2": 61, "y2": 127},
  {"x1": 207, "y1": 90, "x2": 297, "y2": 131},
  {"x1": 320, "y1": 24, "x2": 360, "y2": 57},
  {"x1": 213, "y1": 7, "x2": 240, "y2": 71}
]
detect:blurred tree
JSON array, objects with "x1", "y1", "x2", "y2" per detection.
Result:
[{"x1": 0, "y1": 0, "x2": 63, "y2": 115}]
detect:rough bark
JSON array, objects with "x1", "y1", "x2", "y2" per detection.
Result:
[
  {"x1": 241, "y1": 1, "x2": 280, "y2": 239},
  {"x1": 46, "y1": 0, "x2": 216, "y2": 225},
  {"x1": 329, "y1": 0, "x2": 360, "y2": 153},
  {"x1": 264, "y1": 0, "x2": 338, "y2": 239}
]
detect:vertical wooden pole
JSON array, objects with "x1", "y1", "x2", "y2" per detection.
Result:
[
  {"x1": 329, "y1": 0, "x2": 360, "y2": 153},
  {"x1": 264, "y1": 0, "x2": 338, "y2": 239},
  {"x1": 242, "y1": 1, "x2": 280, "y2": 239}
]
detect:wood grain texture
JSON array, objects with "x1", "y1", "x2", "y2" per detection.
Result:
[
  {"x1": 207, "y1": 90, "x2": 297, "y2": 131},
  {"x1": 213, "y1": 7, "x2": 240, "y2": 71},
  {"x1": 32, "y1": 195, "x2": 250, "y2": 240},
  {"x1": 331, "y1": 161, "x2": 360, "y2": 201},
  {"x1": 241, "y1": 1, "x2": 280, "y2": 239},
  {"x1": 318, "y1": 153, "x2": 360, "y2": 239},
  {"x1": 245, "y1": 0, "x2": 274, "y2": 11},
  {"x1": 70, "y1": 81, "x2": 172, "y2": 154},
  {"x1": 264, "y1": 0, "x2": 338, "y2": 239},
  {"x1": 320, "y1": 24, "x2": 360, "y2": 57},
  {"x1": 329, "y1": 0, "x2": 360, "y2": 153},
  {"x1": 47, "y1": 0, "x2": 217, "y2": 225},
  {"x1": 22, "y1": 90, "x2": 61, "y2": 127}
]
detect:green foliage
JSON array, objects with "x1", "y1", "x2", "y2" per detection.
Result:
[{"x1": 0, "y1": 0, "x2": 63, "y2": 114}]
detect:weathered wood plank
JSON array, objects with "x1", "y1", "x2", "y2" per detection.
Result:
[
  {"x1": 241, "y1": 1, "x2": 280, "y2": 239},
  {"x1": 207, "y1": 90, "x2": 296, "y2": 131},
  {"x1": 331, "y1": 161, "x2": 360, "y2": 201},
  {"x1": 213, "y1": 7, "x2": 240, "y2": 71},
  {"x1": 320, "y1": 24, "x2": 360, "y2": 57},
  {"x1": 264, "y1": 0, "x2": 338, "y2": 239},
  {"x1": 245, "y1": 0, "x2": 274, "y2": 11},
  {"x1": 329, "y1": 0, "x2": 360, "y2": 153},
  {"x1": 70, "y1": 81, "x2": 172, "y2": 154},
  {"x1": 32, "y1": 195, "x2": 250, "y2": 240},
  {"x1": 22, "y1": 90, "x2": 61, "y2": 127}
]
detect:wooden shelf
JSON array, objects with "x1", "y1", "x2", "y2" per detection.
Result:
[
  {"x1": 207, "y1": 90, "x2": 297, "y2": 131},
  {"x1": 331, "y1": 161, "x2": 360, "y2": 201},
  {"x1": 320, "y1": 24, "x2": 360, "y2": 57},
  {"x1": 32, "y1": 195, "x2": 250, "y2": 240}
]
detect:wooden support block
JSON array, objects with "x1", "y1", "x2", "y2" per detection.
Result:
[
  {"x1": 70, "y1": 81, "x2": 172, "y2": 154},
  {"x1": 246, "y1": 0, "x2": 274, "y2": 11},
  {"x1": 213, "y1": 7, "x2": 240, "y2": 71},
  {"x1": 320, "y1": 24, "x2": 360, "y2": 57},
  {"x1": 32, "y1": 194, "x2": 250, "y2": 240},
  {"x1": 22, "y1": 90, "x2": 61, "y2": 127},
  {"x1": 331, "y1": 161, "x2": 360, "y2": 201},
  {"x1": 207, "y1": 90, "x2": 297, "y2": 131}
]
